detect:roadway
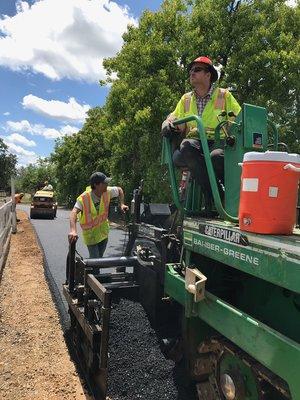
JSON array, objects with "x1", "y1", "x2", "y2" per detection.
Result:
[{"x1": 19, "y1": 205, "x2": 127, "y2": 328}]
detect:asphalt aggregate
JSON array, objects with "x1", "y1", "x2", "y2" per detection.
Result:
[
  {"x1": 107, "y1": 298, "x2": 196, "y2": 400},
  {"x1": 19, "y1": 205, "x2": 127, "y2": 326},
  {"x1": 20, "y1": 205, "x2": 195, "y2": 399}
]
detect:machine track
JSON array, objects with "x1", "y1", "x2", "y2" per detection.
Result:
[{"x1": 194, "y1": 337, "x2": 291, "y2": 400}]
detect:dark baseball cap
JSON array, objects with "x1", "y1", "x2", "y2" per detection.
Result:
[{"x1": 90, "y1": 172, "x2": 111, "y2": 185}]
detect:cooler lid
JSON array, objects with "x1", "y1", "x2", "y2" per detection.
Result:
[{"x1": 243, "y1": 151, "x2": 300, "y2": 163}]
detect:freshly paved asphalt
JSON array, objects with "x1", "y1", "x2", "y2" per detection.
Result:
[{"x1": 19, "y1": 205, "x2": 127, "y2": 327}]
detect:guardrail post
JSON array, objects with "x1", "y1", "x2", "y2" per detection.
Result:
[
  {"x1": 11, "y1": 177, "x2": 17, "y2": 234},
  {"x1": 0, "y1": 200, "x2": 13, "y2": 274}
]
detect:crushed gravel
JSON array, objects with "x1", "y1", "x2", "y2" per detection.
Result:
[
  {"x1": 107, "y1": 298, "x2": 196, "y2": 400},
  {"x1": 0, "y1": 211, "x2": 91, "y2": 400}
]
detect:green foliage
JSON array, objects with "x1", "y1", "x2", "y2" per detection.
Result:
[
  {"x1": 102, "y1": 0, "x2": 190, "y2": 201},
  {"x1": 51, "y1": 107, "x2": 111, "y2": 206},
  {"x1": 187, "y1": 0, "x2": 299, "y2": 150},
  {"x1": 0, "y1": 138, "x2": 17, "y2": 190},
  {"x1": 15, "y1": 158, "x2": 56, "y2": 194},
  {"x1": 50, "y1": 0, "x2": 299, "y2": 204}
]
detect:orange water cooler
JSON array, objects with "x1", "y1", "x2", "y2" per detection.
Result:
[{"x1": 239, "y1": 151, "x2": 300, "y2": 235}]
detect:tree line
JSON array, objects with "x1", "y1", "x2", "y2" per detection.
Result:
[
  {"x1": 0, "y1": 139, "x2": 17, "y2": 191},
  {"x1": 15, "y1": 0, "x2": 300, "y2": 206}
]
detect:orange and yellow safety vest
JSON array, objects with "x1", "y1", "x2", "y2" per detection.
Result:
[
  {"x1": 171, "y1": 87, "x2": 241, "y2": 139},
  {"x1": 77, "y1": 189, "x2": 111, "y2": 245}
]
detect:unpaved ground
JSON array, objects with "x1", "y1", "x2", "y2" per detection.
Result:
[{"x1": 0, "y1": 211, "x2": 91, "y2": 400}]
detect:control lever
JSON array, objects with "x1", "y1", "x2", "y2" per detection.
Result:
[
  {"x1": 227, "y1": 111, "x2": 237, "y2": 118},
  {"x1": 217, "y1": 111, "x2": 236, "y2": 147},
  {"x1": 88, "y1": 299, "x2": 102, "y2": 322},
  {"x1": 226, "y1": 135, "x2": 236, "y2": 147}
]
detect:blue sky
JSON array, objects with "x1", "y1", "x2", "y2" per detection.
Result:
[{"x1": 0, "y1": 0, "x2": 162, "y2": 166}]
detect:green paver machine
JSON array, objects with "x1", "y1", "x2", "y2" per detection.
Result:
[
  {"x1": 64, "y1": 103, "x2": 300, "y2": 399},
  {"x1": 158, "y1": 104, "x2": 300, "y2": 399}
]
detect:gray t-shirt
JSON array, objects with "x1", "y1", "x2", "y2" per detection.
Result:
[{"x1": 74, "y1": 186, "x2": 119, "y2": 211}]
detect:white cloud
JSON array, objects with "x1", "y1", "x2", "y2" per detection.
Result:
[
  {"x1": 16, "y1": 1, "x2": 30, "y2": 14},
  {"x1": 4, "y1": 141, "x2": 39, "y2": 166},
  {"x1": 286, "y1": 0, "x2": 297, "y2": 6},
  {"x1": 6, "y1": 119, "x2": 79, "y2": 139},
  {"x1": 22, "y1": 94, "x2": 90, "y2": 123},
  {"x1": 42, "y1": 127, "x2": 66, "y2": 139},
  {"x1": 60, "y1": 125, "x2": 79, "y2": 136},
  {"x1": 0, "y1": 0, "x2": 137, "y2": 82},
  {"x1": 6, "y1": 120, "x2": 32, "y2": 132},
  {"x1": 5, "y1": 133, "x2": 36, "y2": 147},
  {"x1": 3, "y1": 111, "x2": 10, "y2": 116},
  {"x1": 5, "y1": 141, "x2": 36, "y2": 156}
]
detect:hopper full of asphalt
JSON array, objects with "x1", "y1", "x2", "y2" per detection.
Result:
[{"x1": 107, "y1": 298, "x2": 195, "y2": 400}]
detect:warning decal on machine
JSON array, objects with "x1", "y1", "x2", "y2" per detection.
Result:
[{"x1": 199, "y1": 224, "x2": 249, "y2": 246}]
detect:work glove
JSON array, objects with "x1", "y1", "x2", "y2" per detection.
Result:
[{"x1": 161, "y1": 120, "x2": 178, "y2": 138}]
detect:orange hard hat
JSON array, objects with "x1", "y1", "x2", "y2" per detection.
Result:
[{"x1": 188, "y1": 55, "x2": 218, "y2": 82}]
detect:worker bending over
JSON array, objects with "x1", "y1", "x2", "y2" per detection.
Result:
[
  {"x1": 15, "y1": 193, "x2": 24, "y2": 204},
  {"x1": 68, "y1": 172, "x2": 128, "y2": 258},
  {"x1": 161, "y1": 55, "x2": 241, "y2": 209}
]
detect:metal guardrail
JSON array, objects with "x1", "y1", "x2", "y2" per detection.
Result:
[{"x1": 0, "y1": 200, "x2": 12, "y2": 275}]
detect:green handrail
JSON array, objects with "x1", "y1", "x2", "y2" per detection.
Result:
[
  {"x1": 167, "y1": 115, "x2": 238, "y2": 222},
  {"x1": 164, "y1": 138, "x2": 182, "y2": 210}
]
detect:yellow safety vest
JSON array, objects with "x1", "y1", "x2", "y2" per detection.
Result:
[
  {"x1": 77, "y1": 189, "x2": 111, "y2": 245},
  {"x1": 171, "y1": 87, "x2": 241, "y2": 139}
]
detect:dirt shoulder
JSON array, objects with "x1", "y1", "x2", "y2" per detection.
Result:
[{"x1": 0, "y1": 211, "x2": 92, "y2": 400}]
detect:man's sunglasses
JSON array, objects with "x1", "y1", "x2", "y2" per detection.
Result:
[{"x1": 189, "y1": 67, "x2": 209, "y2": 74}]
